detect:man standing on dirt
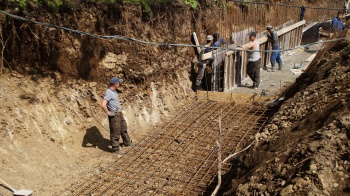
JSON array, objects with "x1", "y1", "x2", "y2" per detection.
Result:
[
  {"x1": 101, "y1": 77, "x2": 134, "y2": 154},
  {"x1": 266, "y1": 25, "x2": 282, "y2": 71},
  {"x1": 239, "y1": 31, "x2": 261, "y2": 89},
  {"x1": 195, "y1": 35, "x2": 213, "y2": 91},
  {"x1": 331, "y1": 11, "x2": 345, "y2": 32}
]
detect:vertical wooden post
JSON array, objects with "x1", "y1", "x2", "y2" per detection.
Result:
[
  {"x1": 224, "y1": 54, "x2": 228, "y2": 92},
  {"x1": 263, "y1": 42, "x2": 269, "y2": 69},
  {"x1": 192, "y1": 32, "x2": 201, "y2": 54}
]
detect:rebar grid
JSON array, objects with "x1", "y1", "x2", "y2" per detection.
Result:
[{"x1": 63, "y1": 101, "x2": 271, "y2": 196}]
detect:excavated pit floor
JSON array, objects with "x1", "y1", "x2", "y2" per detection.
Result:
[
  {"x1": 60, "y1": 40, "x2": 322, "y2": 196},
  {"x1": 232, "y1": 44, "x2": 321, "y2": 96},
  {"x1": 62, "y1": 101, "x2": 271, "y2": 195}
]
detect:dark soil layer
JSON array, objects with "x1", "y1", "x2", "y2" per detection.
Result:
[
  {"x1": 1, "y1": 1, "x2": 200, "y2": 83},
  {"x1": 227, "y1": 34, "x2": 350, "y2": 195}
]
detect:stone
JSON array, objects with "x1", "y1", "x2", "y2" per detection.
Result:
[
  {"x1": 338, "y1": 166, "x2": 345, "y2": 171},
  {"x1": 293, "y1": 178, "x2": 308, "y2": 190},
  {"x1": 281, "y1": 180, "x2": 286, "y2": 186},
  {"x1": 280, "y1": 185, "x2": 294, "y2": 196},
  {"x1": 322, "y1": 190, "x2": 330, "y2": 196},
  {"x1": 333, "y1": 183, "x2": 339, "y2": 188},
  {"x1": 261, "y1": 133, "x2": 268, "y2": 140},
  {"x1": 318, "y1": 174, "x2": 329, "y2": 190},
  {"x1": 255, "y1": 133, "x2": 261, "y2": 140},
  {"x1": 310, "y1": 164, "x2": 317, "y2": 173},
  {"x1": 271, "y1": 124, "x2": 278, "y2": 130}
]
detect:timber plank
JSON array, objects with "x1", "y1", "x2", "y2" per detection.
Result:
[{"x1": 196, "y1": 91, "x2": 276, "y2": 106}]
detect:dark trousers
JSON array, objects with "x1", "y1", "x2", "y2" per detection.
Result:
[
  {"x1": 270, "y1": 46, "x2": 282, "y2": 66},
  {"x1": 108, "y1": 112, "x2": 131, "y2": 150},
  {"x1": 247, "y1": 59, "x2": 261, "y2": 86},
  {"x1": 195, "y1": 63, "x2": 206, "y2": 86}
]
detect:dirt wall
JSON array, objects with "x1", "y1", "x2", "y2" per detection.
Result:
[{"x1": 226, "y1": 33, "x2": 350, "y2": 196}]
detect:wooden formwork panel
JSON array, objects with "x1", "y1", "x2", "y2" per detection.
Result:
[
  {"x1": 200, "y1": 20, "x2": 305, "y2": 92},
  {"x1": 196, "y1": 90, "x2": 276, "y2": 106}
]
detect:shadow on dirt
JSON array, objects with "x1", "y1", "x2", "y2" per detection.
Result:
[{"x1": 82, "y1": 126, "x2": 110, "y2": 152}]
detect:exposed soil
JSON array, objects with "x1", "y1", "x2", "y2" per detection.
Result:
[
  {"x1": 0, "y1": 2, "x2": 200, "y2": 194},
  {"x1": 226, "y1": 33, "x2": 350, "y2": 195},
  {"x1": 0, "y1": 0, "x2": 348, "y2": 195}
]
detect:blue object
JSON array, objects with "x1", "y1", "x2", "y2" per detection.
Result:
[
  {"x1": 270, "y1": 46, "x2": 282, "y2": 65},
  {"x1": 104, "y1": 88, "x2": 123, "y2": 114},
  {"x1": 110, "y1": 77, "x2": 123, "y2": 84},
  {"x1": 331, "y1": 17, "x2": 345, "y2": 32},
  {"x1": 212, "y1": 38, "x2": 228, "y2": 47}
]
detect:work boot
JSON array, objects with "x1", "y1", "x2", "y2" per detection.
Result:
[
  {"x1": 195, "y1": 85, "x2": 202, "y2": 91},
  {"x1": 271, "y1": 64, "x2": 275, "y2": 72},
  {"x1": 278, "y1": 64, "x2": 282, "y2": 70},
  {"x1": 111, "y1": 148, "x2": 122, "y2": 154},
  {"x1": 123, "y1": 141, "x2": 135, "y2": 147}
]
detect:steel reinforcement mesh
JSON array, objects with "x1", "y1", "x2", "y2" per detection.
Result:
[{"x1": 62, "y1": 101, "x2": 271, "y2": 195}]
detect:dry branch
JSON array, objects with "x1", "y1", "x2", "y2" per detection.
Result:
[{"x1": 211, "y1": 111, "x2": 222, "y2": 196}]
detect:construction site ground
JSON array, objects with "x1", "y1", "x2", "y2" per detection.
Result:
[
  {"x1": 1, "y1": 1, "x2": 350, "y2": 195},
  {"x1": 62, "y1": 102, "x2": 271, "y2": 195},
  {"x1": 0, "y1": 43, "x2": 325, "y2": 196},
  {"x1": 55, "y1": 44, "x2": 320, "y2": 195},
  {"x1": 232, "y1": 43, "x2": 321, "y2": 96}
]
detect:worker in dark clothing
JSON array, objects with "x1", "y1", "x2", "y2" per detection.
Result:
[
  {"x1": 212, "y1": 32, "x2": 228, "y2": 48},
  {"x1": 300, "y1": 5, "x2": 306, "y2": 21},
  {"x1": 266, "y1": 25, "x2": 282, "y2": 71},
  {"x1": 195, "y1": 35, "x2": 213, "y2": 91}
]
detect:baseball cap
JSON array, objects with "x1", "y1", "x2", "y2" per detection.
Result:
[
  {"x1": 248, "y1": 31, "x2": 257, "y2": 37},
  {"x1": 207, "y1": 35, "x2": 213, "y2": 41},
  {"x1": 110, "y1": 77, "x2": 123, "y2": 84},
  {"x1": 266, "y1": 25, "x2": 273, "y2": 30}
]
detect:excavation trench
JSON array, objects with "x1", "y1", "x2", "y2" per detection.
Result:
[
  {"x1": 0, "y1": 1, "x2": 347, "y2": 195},
  {"x1": 63, "y1": 99, "x2": 274, "y2": 195}
]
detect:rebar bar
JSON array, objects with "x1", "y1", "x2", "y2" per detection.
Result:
[{"x1": 63, "y1": 100, "x2": 271, "y2": 196}]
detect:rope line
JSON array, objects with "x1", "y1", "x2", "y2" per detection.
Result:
[{"x1": 0, "y1": 9, "x2": 348, "y2": 53}]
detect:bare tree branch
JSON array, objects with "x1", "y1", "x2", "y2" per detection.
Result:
[
  {"x1": 211, "y1": 110, "x2": 222, "y2": 196},
  {"x1": 0, "y1": 32, "x2": 10, "y2": 75}
]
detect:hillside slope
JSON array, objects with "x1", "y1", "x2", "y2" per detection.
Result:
[{"x1": 228, "y1": 34, "x2": 350, "y2": 195}]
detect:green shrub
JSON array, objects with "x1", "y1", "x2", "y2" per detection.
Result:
[
  {"x1": 45, "y1": 0, "x2": 63, "y2": 11},
  {"x1": 183, "y1": 0, "x2": 198, "y2": 9},
  {"x1": 11, "y1": 0, "x2": 27, "y2": 7}
]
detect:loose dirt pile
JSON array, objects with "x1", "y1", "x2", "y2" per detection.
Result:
[{"x1": 228, "y1": 35, "x2": 350, "y2": 195}]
